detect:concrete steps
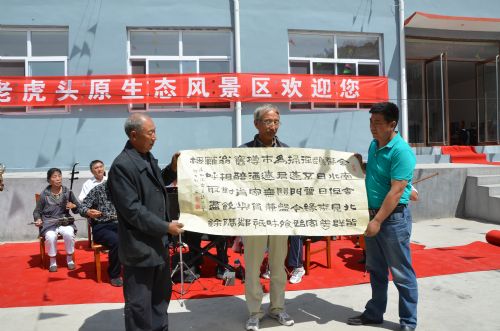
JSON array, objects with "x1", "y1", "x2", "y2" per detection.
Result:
[
  {"x1": 413, "y1": 145, "x2": 500, "y2": 164},
  {"x1": 483, "y1": 184, "x2": 500, "y2": 196},
  {"x1": 465, "y1": 167, "x2": 500, "y2": 224},
  {"x1": 413, "y1": 147, "x2": 450, "y2": 164}
]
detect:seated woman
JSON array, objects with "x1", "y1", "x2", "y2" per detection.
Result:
[{"x1": 33, "y1": 168, "x2": 80, "y2": 272}]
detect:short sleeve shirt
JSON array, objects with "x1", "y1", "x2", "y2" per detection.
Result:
[{"x1": 365, "y1": 133, "x2": 416, "y2": 209}]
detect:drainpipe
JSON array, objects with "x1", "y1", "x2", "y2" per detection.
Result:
[
  {"x1": 398, "y1": 0, "x2": 409, "y2": 141},
  {"x1": 233, "y1": 0, "x2": 242, "y2": 146}
]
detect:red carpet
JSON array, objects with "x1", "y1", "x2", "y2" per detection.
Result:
[
  {"x1": 1, "y1": 239, "x2": 500, "y2": 308},
  {"x1": 441, "y1": 146, "x2": 500, "y2": 165}
]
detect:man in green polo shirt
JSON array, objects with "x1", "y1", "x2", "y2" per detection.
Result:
[{"x1": 348, "y1": 102, "x2": 418, "y2": 331}]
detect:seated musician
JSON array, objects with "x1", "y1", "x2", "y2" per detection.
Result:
[
  {"x1": 79, "y1": 181, "x2": 123, "y2": 287},
  {"x1": 183, "y1": 231, "x2": 230, "y2": 279},
  {"x1": 78, "y1": 160, "x2": 107, "y2": 201},
  {"x1": 164, "y1": 155, "x2": 230, "y2": 281},
  {"x1": 287, "y1": 236, "x2": 306, "y2": 284},
  {"x1": 33, "y1": 168, "x2": 80, "y2": 272}
]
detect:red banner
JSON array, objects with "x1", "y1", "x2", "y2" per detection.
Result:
[{"x1": 0, "y1": 73, "x2": 388, "y2": 107}]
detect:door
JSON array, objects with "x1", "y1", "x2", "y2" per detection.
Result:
[
  {"x1": 477, "y1": 55, "x2": 499, "y2": 144},
  {"x1": 425, "y1": 53, "x2": 448, "y2": 145}
]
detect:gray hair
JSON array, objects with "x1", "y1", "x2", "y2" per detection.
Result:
[
  {"x1": 254, "y1": 104, "x2": 280, "y2": 121},
  {"x1": 124, "y1": 113, "x2": 150, "y2": 137}
]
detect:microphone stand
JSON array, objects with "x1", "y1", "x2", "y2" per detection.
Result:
[{"x1": 170, "y1": 232, "x2": 206, "y2": 306}]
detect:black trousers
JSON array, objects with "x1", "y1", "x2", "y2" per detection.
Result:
[
  {"x1": 123, "y1": 263, "x2": 172, "y2": 331},
  {"x1": 92, "y1": 222, "x2": 121, "y2": 279},
  {"x1": 183, "y1": 231, "x2": 228, "y2": 272}
]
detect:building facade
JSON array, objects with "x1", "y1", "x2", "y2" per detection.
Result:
[
  {"x1": 1, "y1": 0, "x2": 499, "y2": 240},
  {"x1": 1, "y1": 1, "x2": 498, "y2": 171}
]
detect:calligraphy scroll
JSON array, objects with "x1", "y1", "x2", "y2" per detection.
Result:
[{"x1": 177, "y1": 148, "x2": 368, "y2": 236}]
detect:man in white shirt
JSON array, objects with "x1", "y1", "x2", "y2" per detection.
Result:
[{"x1": 79, "y1": 160, "x2": 107, "y2": 201}]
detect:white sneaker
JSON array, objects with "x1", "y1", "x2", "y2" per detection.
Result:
[
  {"x1": 261, "y1": 269, "x2": 271, "y2": 279},
  {"x1": 269, "y1": 311, "x2": 294, "y2": 326},
  {"x1": 245, "y1": 316, "x2": 259, "y2": 331},
  {"x1": 289, "y1": 267, "x2": 305, "y2": 284}
]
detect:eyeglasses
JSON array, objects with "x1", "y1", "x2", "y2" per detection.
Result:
[{"x1": 261, "y1": 120, "x2": 281, "y2": 127}]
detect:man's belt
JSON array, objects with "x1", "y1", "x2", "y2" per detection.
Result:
[{"x1": 368, "y1": 204, "x2": 407, "y2": 218}]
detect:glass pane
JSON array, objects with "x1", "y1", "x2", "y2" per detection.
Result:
[
  {"x1": 29, "y1": 61, "x2": 65, "y2": 76},
  {"x1": 337, "y1": 63, "x2": 355, "y2": 75},
  {"x1": 477, "y1": 64, "x2": 486, "y2": 143},
  {"x1": 149, "y1": 60, "x2": 179, "y2": 74},
  {"x1": 131, "y1": 61, "x2": 146, "y2": 110},
  {"x1": 148, "y1": 60, "x2": 180, "y2": 109},
  {"x1": 312, "y1": 63, "x2": 336, "y2": 108},
  {"x1": 31, "y1": 31, "x2": 68, "y2": 56},
  {"x1": 183, "y1": 31, "x2": 231, "y2": 56},
  {"x1": 131, "y1": 60, "x2": 146, "y2": 75},
  {"x1": 181, "y1": 61, "x2": 196, "y2": 74},
  {"x1": 288, "y1": 33, "x2": 334, "y2": 58},
  {"x1": 130, "y1": 31, "x2": 178, "y2": 56},
  {"x1": 290, "y1": 61, "x2": 309, "y2": 74},
  {"x1": 313, "y1": 62, "x2": 335, "y2": 75},
  {"x1": 180, "y1": 58, "x2": 197, "y2": 108},
  {"x1": 290, "y1": 61, "x2": 311, "y2": 109},
  {"x1": 426, "y1": 60, "x2": 445, "y2": 144},
  {"x1": 0, "y1": 61, "x2": 25, "y2": 76},
  {"x1": 484, "y1": 62, "x2": 498, "y2": 142},
  {"x1": 148, "y1": 61, "x2": 198, "y2": 109},
  {"x1": 358, "y1": 64, "x2": 378, "y2": 108},
  {"x1": 181, "y1": 60, "x2": 197, "y2": 107},
  {"x1": 337, "y1": 35, "x2": 379, "y2": 59},
  {"x1": 359, "y1": 64, "x2": 379, "y2": 76},
  {"x1": 199, "y1": 61, "x2": 230, "y2": 73},
  {"x1": 199, "y1": 61, "x2": 231, "y2": 108},
  {"x1": 0, "y1": 31, "x2": 27, "y2": 56},
  {"x1": 448, "y1": 61, "x2": 476, "y2": 145},
  {"x1": 0, "y1": 62, "x2": 25, "y2": 113},
  {"x1": 407, "y1": 62, "x2": 424, "y2": 144},
  {"x1": 29, "y1": 61, "x2": 65, "y2": 111}
]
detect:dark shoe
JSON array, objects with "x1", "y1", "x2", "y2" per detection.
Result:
[
  {"x1": 110, "y1": 277, "x2": 123, "y2": 287},
  {"x1": 216, "y1": 268, "x2": 229, "y2": 280},
  {"x1": 347, "y1": 314, "x2": 383, "y2": 326},
  {"x1": 187, "y1": 266, "x2": 200, "y2": 279},
  {"x1": 400, "y1": 326, "x2": 415, "y2": 331},
  {"x1": 183, "y1": 272, "x2": 198, "y2": 283}
]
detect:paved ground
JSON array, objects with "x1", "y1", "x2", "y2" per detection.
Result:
[{"x1": 1, "y1": 217, "x2": 500, "y2": 331}]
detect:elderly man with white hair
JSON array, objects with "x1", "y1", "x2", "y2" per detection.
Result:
[{"x1": 240, "y1": 104, "x2": 295, "y2": 331}]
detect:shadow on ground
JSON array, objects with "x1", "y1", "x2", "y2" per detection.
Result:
[{"x1": 78, "y1": 292, "x2": 399, "y2": 331}]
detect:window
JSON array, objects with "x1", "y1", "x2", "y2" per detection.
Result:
[
  {"x1": 288, "y1": 31, "x2": 383, "y2": 110},
  {"x1": 0, "y1": 29, "x2": 69, "y2": 114},
  {"x1": 128, "y1": 29, "x2": 233, "y2": 111}
]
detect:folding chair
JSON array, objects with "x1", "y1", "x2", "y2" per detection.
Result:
[{"x1": 304, "y1": 236, "x2": 332, "y2": 275}]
